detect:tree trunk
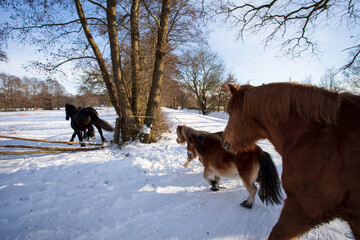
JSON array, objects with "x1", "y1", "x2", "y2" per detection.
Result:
[
  {"x1": 130, "y1": 0, "x2": 140, "y2": 118},
  {"x1": 74, "y1": 0, "x2": 121, "y2": 117},
  {"x1": 107, "y1": 0, "x2": 138, "y2": 141},
  {"x1": 142, "y1": 0, "x2": 171, "y2": 143}
]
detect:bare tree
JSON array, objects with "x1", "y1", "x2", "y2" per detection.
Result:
[
  {"x1": 1, "y1": 0, "x2": 207, "y2": 141},
  {"x1": 141, "y1": 0, "x2": 171, "y2": 143},
  {"x1": 211, "y1": 0, "x2": 360, "y2": 68},
  {"x1": 342, "y1": 55, "x2": 360, "y2": 94},
  {"x1": 0, "y1": 73, "x2": 67, "y2": 111},
  {"x1": 213, "y1": 73, "x2": 237, "y2": 112},
  {"x1": 131, "y1": 0, "x2": 141, "y2": 118},
  {"x1": 0, "y1": 0, "x2": 139, "y2": 139},
  {"x1": 320, "y1": 68, "x2": 343, "y2": 91},
  {"x1": 177, "y1": 48, "x2": 226, "y2": 115},
  {"x1": 0, "y1": 50, "x2": 7, "y2": 62}
]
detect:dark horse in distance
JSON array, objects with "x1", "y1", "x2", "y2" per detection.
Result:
[
  {"x1": 65, "y1": 104, "x2": 114, "y2": 145},
  {"x1": 222, "y1": 83, "x2": 360, "y2": 240}
]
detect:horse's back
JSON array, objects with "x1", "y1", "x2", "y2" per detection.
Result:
[{"x1": 73, "y1": 108, "x2": 93, "y2": 128}]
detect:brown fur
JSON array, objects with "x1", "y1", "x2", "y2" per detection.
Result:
[
  {"x1": 176, "y1": 125, "x2": 282, "y2": 208},
  {"x1": 223, "y1": 83, "x2": 360, "y2": 239}
]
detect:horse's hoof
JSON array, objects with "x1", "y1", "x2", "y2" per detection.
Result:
[
  {"x1": 102, "y1": 141, "x2": 108, "y2": 147},
  {"x1": 210, "y1": 186, "x2": 219, "y2": 191},
  {"x1": 240, "y1": 201, "x2": 253, "y2": 209}
]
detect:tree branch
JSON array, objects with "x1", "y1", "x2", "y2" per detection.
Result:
[
  {"x1": 141, "y1": 0, "x2": 160, "y2": 28},
  {"x1": 34, "y1": 56, "x2": 97, "y2": 71},
  {"x1": 341, "y1": 44, "x2": 360, "y2": 70},
  {"x1": 215, "y1": 0, "x2": 345, "y2": 59},
  {"x1": 88, "y1": 0, "x2": 107, "y2": 12},
  {"x1": 9, "y1": 17, "x2": 108, "y2": 31}
]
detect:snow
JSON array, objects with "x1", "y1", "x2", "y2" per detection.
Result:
[{"x1": 0, "y1": 108, "x2": 353, "y2": 240}]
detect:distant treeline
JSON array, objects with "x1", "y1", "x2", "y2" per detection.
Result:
[{"x1": 0, "y1": 72, "x2": 110, "y2": 111}]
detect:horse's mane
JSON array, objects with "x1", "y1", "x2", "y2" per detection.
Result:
[
  {"x1": 240, "y1": 83, "x2": 345, "y2": 125},
  {"x1": 178, "y1": 125, "x2": 223, "y2": 155},
  {"x1": 65, "y1": 103, "x2": 76, "y2": 111},
  {"x1": 180, "y1": 125, "x2": 208, "y2": 140}
]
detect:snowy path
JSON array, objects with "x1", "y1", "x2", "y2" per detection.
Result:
[{"x1": 0, "y1": 108, "x2": 352, "y2": 240}]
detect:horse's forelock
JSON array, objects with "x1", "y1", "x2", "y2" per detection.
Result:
[
  {"x1": 176, "y1": 125, "x2": 182, "y2": 135},
  {"x1": 227, "y1": 85, "x2": 252, "y2": 114}
]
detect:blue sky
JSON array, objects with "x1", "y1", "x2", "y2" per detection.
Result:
[
  {"x1": 208, "y1": 20, "x2": 356, "y2": 86},
  {"x1": 0, "y1": 13, "x2": 357, "y2": 94}
]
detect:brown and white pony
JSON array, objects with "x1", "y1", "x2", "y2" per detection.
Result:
[
  {"x1": 176, "y1": 125, "x2": 283, "y2": 208},
  {"x1": 222, "y1": 83, "x2": 360, "y2": 239}
]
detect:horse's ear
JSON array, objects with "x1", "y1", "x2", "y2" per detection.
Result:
[
  {"x1": 177, "y1": 125, "x2": 182, "y2": 132},
  {"x1": 228, "y1": 84, "x2": 238, "y2": 95}
]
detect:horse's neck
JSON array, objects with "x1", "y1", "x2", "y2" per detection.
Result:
[
  {"x1": 183, "y1": 127, "x2": 194, "y2": 140},
  {"x1": 262, "y1": 115, "x2": 312, "y2": 156},
  {"x1": 71, "y1": 110, "x2": 78, "y2": 117}
]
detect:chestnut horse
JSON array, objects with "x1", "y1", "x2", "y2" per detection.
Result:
[
  {"x1": 176, "y1": 125, "x2": 283, "y2": 208},
  {"x1": 222, "y1": 83, "x2": 360, "y2": 239}
]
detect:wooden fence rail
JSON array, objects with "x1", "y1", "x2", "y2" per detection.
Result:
[
  {"x1": 0, "y1": 135, "x2": 106, "y2": 155},
  {"x1": 0, "y1": 135, "x2": 103, "y2": 146}
]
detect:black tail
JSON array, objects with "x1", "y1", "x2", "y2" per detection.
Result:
[
  {"x1": 257, "y1": 150, "x2": 283, "y2": 206},
  {"x1": 89, "y1": 110, "x2": 114, "y2": 132}
]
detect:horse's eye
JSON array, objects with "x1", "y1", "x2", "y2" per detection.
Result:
[{"x1": 229, "y1": 112, "x2": 232, "y2": 116}]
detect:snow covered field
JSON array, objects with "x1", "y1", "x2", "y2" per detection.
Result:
[{"x1": 0, "y1": 108, "x2": 353, "y2": 240}]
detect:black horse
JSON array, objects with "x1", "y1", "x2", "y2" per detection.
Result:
[{"x1": 65, "y1": 104, "x2": 114, "y2": 145}]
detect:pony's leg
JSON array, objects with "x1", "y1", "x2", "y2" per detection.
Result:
[
  {"x1": 88, "y1": 125, "x2": 95, "y2": 139},
  {"x1": 82, "y1": 130, "x2": 88, "y2": 141},
  {"x1": 95, "y1": 126, "x2": 107, "y2": 143},
  {"x1": 183, "y1": 152, "x2": 194, "y2": 168},
  {"x1": 268, "y1": 197, "x2": 317, "y2": 240},
  {"x1": 76, "y1": 131, "x2": 85, "y2": 147},
  {"x1": 209, "y1": 175, "x2": 221, "y2": 191},
  {"x1": 203, "y1": 169, "x2": 220, "y2": 191},
  {"x1": 70, "y1": 132, "x2": 76, "y2": 142},
  {"x1": 240, "y1": 180, "x2": 257, "y2": 209}
]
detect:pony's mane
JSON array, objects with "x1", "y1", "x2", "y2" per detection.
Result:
[
  {"x1": 181, "y1": 125, "x2": 208, "y2": 139},
  {"x1": 240, "y1": 83, "x2": 342, "y2": 125}
]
